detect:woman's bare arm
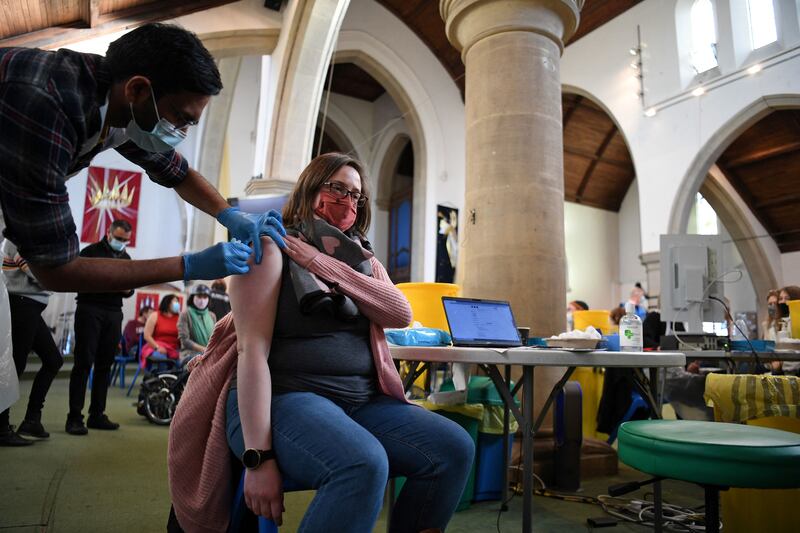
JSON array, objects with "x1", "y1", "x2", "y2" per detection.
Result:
[
  {"x1": 143, "y1": 311, "x2": 159, "y2": 350},
  {"x1": 229, "y1": 237, "x2": 284, "y2": 522}
]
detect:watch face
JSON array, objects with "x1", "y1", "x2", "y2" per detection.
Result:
[{"x1": 242, "y1": 449, "x2": 260, "y2": 469}]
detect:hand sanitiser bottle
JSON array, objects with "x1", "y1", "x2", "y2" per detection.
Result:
[{"x1": 619, "y1": 302, "x2": 643, "y2": 352}]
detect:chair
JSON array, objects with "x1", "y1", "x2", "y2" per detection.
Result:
[
  {"x1": 606, "y1": 390, "x2": 648, "y2": 445},
  {"x1": 616, "y1": 419, "x2": 800, "y2": 533},
  {"x1": 111, "y1": 335, "x2": 143, "y2": 389}
]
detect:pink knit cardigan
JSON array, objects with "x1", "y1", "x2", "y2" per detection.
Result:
[{"x1": 168, "y1": 255, "x2": 412, "y2": 533}]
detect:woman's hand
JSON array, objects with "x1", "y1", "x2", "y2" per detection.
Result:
[
  {"x1": 282, "y1": 235, "x2": 320, "y2": 268},
  {"x1": 244, "y1": 461, "x2": 284, "y2": 525},
  {"x1": 148, "y1": 340, "x2": 160, "y2": 351}
]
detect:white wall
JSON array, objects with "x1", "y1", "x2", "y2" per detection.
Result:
[
  {"x1": 565, "y1": 203, "x2": 620, "y2": 311},
  {"x1": 617, "y1": 181, "x2": 648, "y2": 301},
  {"x1": 226, "y1": 55, "x2": 264, "y2": 198},
  {"x1": 783, "y1": 252, "x2": 800, "y2": 287}
]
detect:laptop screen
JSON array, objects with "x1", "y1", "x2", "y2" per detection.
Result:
[{"x1": 442, "y1": 297, "x2": 522, "y2": 347}]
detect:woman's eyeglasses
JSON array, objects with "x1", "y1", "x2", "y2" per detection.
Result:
[{"x1": 322, "y1": 182, "x2": 368, "y2": 207}]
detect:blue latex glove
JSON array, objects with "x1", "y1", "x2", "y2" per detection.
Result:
[
  {"x1": 216, "y1": 207, "x2": 287, "y2": 263},
  {"x1": 182, "y1": 241, "x2": 253, "y2": 282}
]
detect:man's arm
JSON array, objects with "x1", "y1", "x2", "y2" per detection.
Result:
[
  {"x1": 30, "y1": 256, "x2": 185, "y2": 292},
  {"x1": 174, "y1": 168, "x2": 230, "y2": 218}
]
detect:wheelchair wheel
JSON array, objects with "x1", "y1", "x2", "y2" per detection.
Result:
[{"x1": 144, "y1": 373, "x2": 179, "y2": 425}]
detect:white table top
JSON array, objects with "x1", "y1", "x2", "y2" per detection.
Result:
[{"x1": 389, "y1": 345, "x2": 685, "y2": 368}]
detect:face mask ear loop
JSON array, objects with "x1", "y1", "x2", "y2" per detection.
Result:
[{"x1": 148, "y1": 84, "x2": 163, "y2": 122}]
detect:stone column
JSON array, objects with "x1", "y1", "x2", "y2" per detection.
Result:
[{"x1": 441, "y1": 0, "x2": 581, "y2": 423}]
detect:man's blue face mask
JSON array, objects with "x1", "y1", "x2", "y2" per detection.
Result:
[{"x1": 126, "y1": 87, "x2": 187, "y2": 153}]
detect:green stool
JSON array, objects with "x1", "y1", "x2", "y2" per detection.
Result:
[{"x1": 617, "y1": 420, "x2": 800, "y2": 533}]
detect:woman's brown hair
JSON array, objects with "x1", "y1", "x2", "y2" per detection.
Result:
[{"x1": 282, "y1": 152, "x2": 371, "y2": 237}]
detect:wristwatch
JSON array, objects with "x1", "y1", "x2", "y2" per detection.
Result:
[{"x1": 242, "y1": 448, "x2": 276, "y2": 470}]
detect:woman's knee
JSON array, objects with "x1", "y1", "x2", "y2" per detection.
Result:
[
  {"x1": 336, "y1": 440, "x2": 389, "y2": 489},
  {"x1": 437, "y1": 421, "x2": 476, "y2": 474}
]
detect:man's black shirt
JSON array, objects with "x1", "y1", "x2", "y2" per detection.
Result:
[{"x1": 75, "y1": 237, "x2": 133, "y2": 309}]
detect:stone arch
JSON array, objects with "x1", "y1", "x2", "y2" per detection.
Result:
[
  {"x1": 266, "y1": 0, "x2": 351, "y2": 185},
  {"x1": 375, "y1": 133, "x2": 413, "y2": 210},
  {"x1": 333, "y1": 31, "x2": 442, "y2": 281},
  {"x1": 200, "y1": 28, "x2": 280, "y2": 59},
  {"x1": 667, "y1": 95, "x2": 800, "y2": 318},
  {"x1": 669, "y1": 95, "x2": 800, "y2": 234},
  {"x1": 699, "y1": 167, "x2": 780, "y2": 324},
  {"x1": 316, "y1": 99, "x2": 368, "y2": 163},
  {"x1": 561, "y1": 83, "x2": 637, "y2": 175}
]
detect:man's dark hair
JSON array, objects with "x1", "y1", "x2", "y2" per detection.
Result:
[
  {"x1": 138, "y1": 305, "x2": 153, "y2": 317},
  {"x1": 110, "y1": 219, "x2": 132, "y2": 233},
  {"x1": 106, "y1": 23, "x2": 222, "y2": 97}
]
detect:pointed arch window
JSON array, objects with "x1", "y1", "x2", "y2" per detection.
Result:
[
  {"x1": 746, "y1": 0, "x2": 777, "y2": 49},
  {"x1": 690, "y1": 0, "x2": 718, "y2": 73}
]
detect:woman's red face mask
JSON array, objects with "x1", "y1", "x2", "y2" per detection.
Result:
[{"x1": 314, "y1": 191, "x2": 357, "y2": 231}]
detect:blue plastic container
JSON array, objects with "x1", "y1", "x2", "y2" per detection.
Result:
[
  {"x1": 603, "y1": 334, "x2": 620, "y2": 351},
  {"x1": 731, "y1": 339, "x2": 774, "y2": 352},
  {"x1": 473, "y1": 433, "x2": 514, "y2": 501}
]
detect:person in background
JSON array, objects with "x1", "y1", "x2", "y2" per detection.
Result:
[
  {"x1": 208, "y1": 278, "x2": 231, "y2": 320},
  {"x1": 609, "y1": 306, "x2": 626, "y2": 332},
  {"x1": 772, "y1": 285, "x2": 800, "y2": 375},
  {"x1": 622, "y1": 286, "x2": 647, "y2": 320},
  {"x1": 0, "y1": 240, "x2": 63, "y2": 446},
  {"x1": 141, "y1": 294, "x2": 182, "y2": 364},
  {"x1": 122, "y1": 305, "x2": 153, "y2": 357},
  {"x1": 761, "y1": 290, "x2": 780, "y2": 341},
  {"x1": 566, "y1": 300, "x2": 589, "y2": 331},
  {"x1": 177, "y1": 284, "x2": 216, "y2": 364},
  {"x1": 67, "y1": 220, "x2": 134, "y2": 435}
]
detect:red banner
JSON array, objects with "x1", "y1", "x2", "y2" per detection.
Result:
[
  {"x1": 80, "y1": 166, "x2": 141, "y2": 246},
  {"x1": 135, "y1": 292, "x2": 160, "y2": 314}
]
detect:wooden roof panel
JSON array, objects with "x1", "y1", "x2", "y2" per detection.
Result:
[{"x1": 715, "y1": 109, "x2": 800, "y2": 253}]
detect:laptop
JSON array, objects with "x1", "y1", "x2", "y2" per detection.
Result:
[{"x1": 442, "y1": 297, "x2": 523, "y2": 348}]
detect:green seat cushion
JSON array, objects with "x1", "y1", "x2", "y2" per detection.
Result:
[{"x1": 618, "y1": 420, "x2": 800, "y2": 489}]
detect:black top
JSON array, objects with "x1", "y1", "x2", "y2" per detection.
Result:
[
  {"x1": 208, "y1": 290, "x2": 231, "y2": 319},
  {"x1": 75, "y1": 237, "x2": 133, "y2": 310},
  {"x1": 233, "y1": 255, "x2": 376, "y2": 405}
]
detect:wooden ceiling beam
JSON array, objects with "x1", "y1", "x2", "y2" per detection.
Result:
[
  {"x1": 724, "y1": 140, "x2": 800, "y2": 168},
  {"x1": 715, "y1": 164, "x2": 778, "y2": 238},
  {"x1": 0, "y1": 0, "x2": 237, "y2": 50},
  {"x1": 754, "y1": 193, "x2": 800, "y2": 210},
  {"x1": 575, "y1": 124, "x2": 618, "y2": 202},
  {"x1": 563, "y1": 146, "x2": 630, "y2": 169},
  {"x1": 562, "y1": 95, "x2": 582, "y2": 130}
]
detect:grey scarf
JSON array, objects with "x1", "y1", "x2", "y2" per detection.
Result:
[{"x1": 288, "y1": 217, "x2": 373, "y2": 320}]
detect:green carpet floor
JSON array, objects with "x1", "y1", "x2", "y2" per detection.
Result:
[{"x1": 1, "y1": 377, "x2": 704, "y2": 532}]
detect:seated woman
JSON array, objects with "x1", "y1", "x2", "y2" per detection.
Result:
[
  {"x1": 141, "y1": 294, "x2": 181, "y2": 366},
  {"x1": 177, "y1": 284, "x2": 216, "y2": 364},
  {"x1": 224, "y1": 153, "x2": 474, "y2": 533}
]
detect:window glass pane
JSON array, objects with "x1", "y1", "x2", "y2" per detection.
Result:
[
  {"x1": 690, "y1": 0, "x2": 718, "y2": 73},
  {"x1": 696, "y1": 193, "x2": 719, "y2": 235},
  {"x1": 747, "y1": 0, "x2": 777, "y2": 49}
]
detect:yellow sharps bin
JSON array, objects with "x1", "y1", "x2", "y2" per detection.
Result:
[{"x1": 395, "y1": 283, "x2": 460, "y2": 391}]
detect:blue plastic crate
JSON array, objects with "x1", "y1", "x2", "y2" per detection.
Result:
[{"x1": 473, "y1": 432, "x2": 514, "y2": 502}]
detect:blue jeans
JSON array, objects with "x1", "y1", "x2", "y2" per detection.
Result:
[{"x1": 226, "y1": 389, "x2": 475, "y2": 533}]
